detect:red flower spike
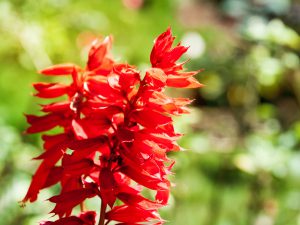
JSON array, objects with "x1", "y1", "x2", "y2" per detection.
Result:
[{"x1": 22, "y1": 27, "x2": 203, "y2": 225}]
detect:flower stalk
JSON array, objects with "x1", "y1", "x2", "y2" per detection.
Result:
[{"x1": 98, "y1": 202, "x2": 107, "y2": 225}]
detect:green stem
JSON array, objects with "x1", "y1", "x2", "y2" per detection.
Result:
[{"x1": 98, "y1": 201, "x2": 107, "y2": 225}]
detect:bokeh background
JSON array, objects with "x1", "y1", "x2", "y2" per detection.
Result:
[{"x1": 1, "y1": 0, "x2": 300, "y2": 224}]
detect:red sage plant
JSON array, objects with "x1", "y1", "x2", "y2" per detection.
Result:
[{"x1": 21, "y1": 28, "x2": 203, "y2": 225}]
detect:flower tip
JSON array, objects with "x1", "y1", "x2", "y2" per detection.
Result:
[
  {"x1": 196, "y1": 82, "x2": 205, "y2": 88},
  {"x1": 22, "y1": 130, "x2": 28, "y2": 135},
  {"x1": 197, "y1": 68, "x2": 205, "y2": 73},
  {"x1": 18, "y1": 200, "x2": 26, "y2": 208},
  {"x1": 166, "y1": 26, "x2": 172, "y2": 33},
  {"x1": 164, "y1": 26, "x2": 173, "y2": 38},
  {"x1": 104, "y1": 35, "x2": 114, "y2": 43},
  {"x1": 179, "y1": 146, "x2": 188, "y2": 151},
  {"x1": 90, "y1": 38, "x2": 99, "y2": 47}
]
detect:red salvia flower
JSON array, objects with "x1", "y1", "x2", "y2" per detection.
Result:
[{"x1": 22, "y1": 28, "x2": 203, "y2": 225}]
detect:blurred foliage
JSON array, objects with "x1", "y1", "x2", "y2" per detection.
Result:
[{"x1": 1, "y1": 0, "x2": 300, "y2": 224}]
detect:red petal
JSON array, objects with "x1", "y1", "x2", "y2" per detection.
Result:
[
  {"x1": 144, "y1": 68, "x2": 167, "y2": 90},
  {"x1": 22, "y1": 146, "x2": 65, "y2": 203},
  {"x1": 106, "y1": 205, "x2": 161, "y2": 223},
  {"x1": 150, "y1": 27, "x2": 187, "y2": 69},
  {"x1": 147, "y1": 93, "x2": 191, "y2": 115},
  {"x1": 22, "y1": 165, "x2": 51, "y2": 203},
  {"x1": 85, "y1": 77, "x2": 122, "y2": 101},
  {"x1": 39, "y1": 63, "x2": 81, "y2": 76},
  {"x1": 42, "y1": 133, "x2": 71, "y2": 151},
  {"x1": 133, "y1": 110, "x2": 172, "y2": 129},
  {"x1": 130, "y1": 140, "x2": 167, "y2": 162},
  {"x1": 135, "y1": 130, "x2": 180, "y2": 152},
  {"x1": 62, "y1": 158, "x2": 95, "y2": 177},
  {"x1": 43, "y1": 166, "x2": 63, "y2": 189},
  {"x1": 40, "y1": 216, "x2": 83, "y2": 225},
  {"x1": 167, "y1": 45, "x2": 188, "y2": 63},
  {"x1": 100, "y1": 168, "x2": 117, "y2": 207},
  {"x1": 108, "y1": 64, "x2": 140, "y2": 93},
  {"x1": 49, "y1": 188, "x2": 97, "y2": 217},
  {"x1": 155, "y1": 189, "x2": 169, "y2": 205},
  {"x1": 41, "y1": 102, "x2": 70, "y2": 112},
  {"x1": 87, "y1": 36, "x2": 113, "y2": 72},
  {"x1": 117, "y1": 128, "x2": 135, "y2": 143},
  {"x1": 25, "y1": 114, "x2": 65, "y2": 133},
  {"x1": 116, "y1": 223, "x2": 163, "y2": 225},
  {"x1": 67, "y1": 137, "x2": 105, "y2": 151},
  {"x1": 71, "y1": 118, "x2": 111, "y2": 140},
  {"x1": 79, "y1": 211, "x2": 97, "y2": 225},
  {"x1": 166, "y1": 76, "x2": 203, "y2": 88},
  {"x1": 120, "y1": 165, "x2": 168, "y2": 191},
  {"x1": 33, "y1": 82, "x2": 69, "y2": 98},
  {"x1": 117, "y1": 192, "x2": 163, "y2": 209},
  {"x1": 150, "y1": 27, "x2": 174, "y2": 66}
]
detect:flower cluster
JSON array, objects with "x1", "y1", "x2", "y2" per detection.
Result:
[{"x1": 22, "y1": 28, "x2": 202, "y2": 225}]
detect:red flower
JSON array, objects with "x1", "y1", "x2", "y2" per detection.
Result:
[
  {"x1": 150, "y1": 27, "x2": 203, "y2": 88},
  {"x1": 22, "y1": 28, "x2": 203, "y2": 225}
]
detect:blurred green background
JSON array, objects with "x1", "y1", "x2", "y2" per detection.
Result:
[{"x1": 1, "y1": 0, "x2": 300, "y2": 224}]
